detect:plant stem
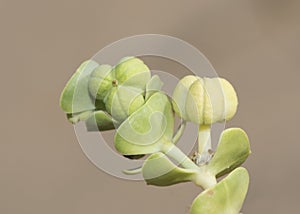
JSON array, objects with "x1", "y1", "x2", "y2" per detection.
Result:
[
  {"x1": 197, "y1": 124, "x2": 212, "y2": 165},
  {"x1": 162, "y1": 141, "x2": 199, "y2": 170},
  {"x1": 172, "y1": 121, "x2": 186, "y2": 144},
  {"x1": 161, "y1": 141, "x2": 216, "y2": 189}
]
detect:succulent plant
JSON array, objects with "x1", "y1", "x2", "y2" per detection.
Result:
[{"x1": 60, "y1": 56, "x2": 251, "y2": 214}]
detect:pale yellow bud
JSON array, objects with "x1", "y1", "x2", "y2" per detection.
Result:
[{"x1": 172, "y1": 76, "x2": 238, "y2": 125}]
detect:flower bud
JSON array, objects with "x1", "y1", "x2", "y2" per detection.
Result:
[
  {"x1": 88, "y1": 57, "x2": 151, "y2": 122},
  {"x1": 104, "y1": 86, "x2": 145, "y2": 122},
  {"x1": 172, "y1": 76, "x2": 238, "y2": 124},
  {"x1": 88, "y1": 64, "x2": 113, "y2": 101}
]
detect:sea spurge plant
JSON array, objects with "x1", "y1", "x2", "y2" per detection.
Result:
[{"x1": 60, "y1": 56, "x2": 251, "y2": 214}]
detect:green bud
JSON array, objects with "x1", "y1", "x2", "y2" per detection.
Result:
[
  {"x1": 114, "y1": 57, "x2": 151, "y2": 88},
  {"x1": 172, "y1": 76, "x2": 238, "y2": 124},
  {"x1": 172, "y1": 75, "x2": 197, "y2": 120},
  {"x1": 88, "y1": 57, "x2": 151, "y2": 122},
  {"x1": 104, "y1": 86, "x2": 145, "y2": 122},
  {"x1": 88, "y1": 64, "x2": 113, "y2": 101}
]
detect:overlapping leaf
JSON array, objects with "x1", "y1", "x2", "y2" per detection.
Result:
[
  {"x1": 142, "y1": 152, "x2": 197, "y2": 186},
  {"x1": 206, "y1": 128, "x2": 251, "y2": 178},
  {"x1": 60, "y1": 60, "x2": 99, "y2": 114},
  {"x1": 114, "y1": 92, "x2": 174, "y2": 155}
]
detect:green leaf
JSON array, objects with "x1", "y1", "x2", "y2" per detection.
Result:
[
  {"x1": 190, "y1": 167, "x2": 249, "y2": 214},
  {"x1": 85, "y1": 110, "x2": 117, "y2": 131},
  {"x1": 60, "y1": 60, "x2": 99, "y2": 113},
  {"x1": 66, "y1": 111, "x2": 93, "y2": 124},
  {"x1": 145, "y1": 75, "x2": 163, "y2": 100},
  {"x1": 114, "y1": 92, "x2": 174, "y2": 155},
  {"x1": 142, "y1": 152, "x2": 197, "y2": 186},
  {"x1": 206, "y1": 128, "x2": 251, "y2": 178}
]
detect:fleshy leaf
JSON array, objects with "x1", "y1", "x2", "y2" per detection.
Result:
[
  {"x1": 190, "y1": 167, "x2": 249, "y2": 214},
  {"x1": 85, "y1": 110, "x2": 117, "y2": 131},
  {"x1": 114, "y1": 92, "x2": 174, "y2": 155},
  {"x1": 142, "y1": 152, "x2": 197, "y2": 186},
  {"x1": 206, "y1": 128, "x2": 251, "y2": 178},
  {"x1": 60, "y1": 60, "x2": 99, "y2": 113},
  {"x1": 145, "y1": 75, "x2": 163, "y2": 100},
  {"x1": 67, "y1": 111, "x2": 93, "y2": 124}
]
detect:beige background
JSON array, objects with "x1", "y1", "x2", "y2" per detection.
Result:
[{"x1": 1, "y1": 0, "x2": 300, "y2": 213}]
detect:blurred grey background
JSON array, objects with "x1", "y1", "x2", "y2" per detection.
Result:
[{"x1": 1, "y1": 0, "x2": 299, "y2": 213}]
